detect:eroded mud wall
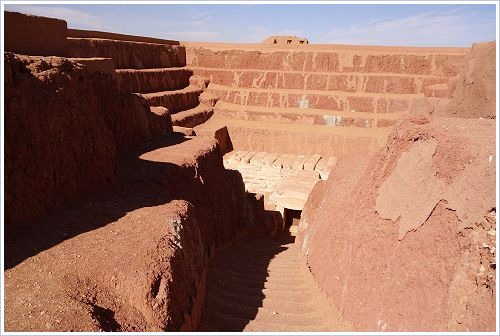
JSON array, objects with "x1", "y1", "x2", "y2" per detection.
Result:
[
  {"x1": 296, "y1": 116, "x2": 496, "y2": 331},
  {"x1": 440, "y1": 41, "x2": 496, "y2": 119},
  {"x1": 4, "y1": 53, "x2": 172, "y2": 233},
  {"x1": 295, "y1": 40, "x2": 496, "y2": 331}
]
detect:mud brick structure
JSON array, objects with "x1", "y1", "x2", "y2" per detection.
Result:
[
  {"x1": 263, "y1": 35, "x2": 309, "y2": 45},
  {"x1": 3, "y1": 10, "x2": 497, "y2": 332}
]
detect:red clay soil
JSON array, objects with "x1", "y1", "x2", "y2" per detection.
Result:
[
  {"x1": 441, "y1": 41, "x2": 496, "y2": 119},
  {"x1": 297, "y1": 116, "x2": 496, "y2": 331},
  {"x1": 4, "y1": 53, "x2": 171, "y2": 234},
  {"x1": 5, "y1": 198, "x2": 204, "y2": 332},
  {"x1": 4, "y1": 134, "x2": 251, "y2": 332},
  {"x1": 3, "y1": 48, "x2": 263, "y2": 332}
]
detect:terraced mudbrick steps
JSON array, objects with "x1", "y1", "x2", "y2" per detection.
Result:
[{"x1": 3, "y1": 11, "x2": 496, "y2": 333}]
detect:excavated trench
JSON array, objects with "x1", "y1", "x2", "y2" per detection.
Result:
[
  {"x1": 7, "y1": 12, "x2": 492, "y2": 332},
  {"x1": 197, "y1": 150, "x2": 341, "y2": 332}
]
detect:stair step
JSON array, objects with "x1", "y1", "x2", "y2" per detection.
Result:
[
  {"x1": 213, "y1": 258, "x2": 302, "y2": 277},
  {"x1": 195, "y1": 116, "x2": 391, "y2": 157},
  {"x1": 208, "y1": 82, "x2": 422, "y2": 113},
  {"x1": 218, "y1": 253, "x2": 300, "y2": 269},
  {"x1": 204, "y1": 292, "x2": 318, "y2": 316},
  {"x1": 203, "y1": 293, "x2": 264, "y2": 318},
  {"x1": 208, "y1": 267, "x2": 269, "y2": 286},
  {"x1": 67, "y1": 37, "x2": 186, "y2": 69},
  {"x1": 115, "y1": 67, "x2": 192, "y2": 93},
  {"x1": 215, "y1": 101, "x2": 402, "y2": 128},
  {"x1": 200, "y1": 309, "x2": 252, "y2": 332},
  {"x1": 259, "y1": 297, "x2": 318, "y2": 314},
  {"x1": 209, "y1": 257, "x2": 297, "y2": 273},
  {"x1": 171, "y1": 104, "x2": 213, "y2": 128},
  {"x1": 215, "y1": 254, "x2": 299, "y2": 272},
  {"x1": 207, "y1": 278, "x2": 312, "y2": 304},
  {"x1": 190, "y1": 66, "x2": 456, "y2": 96},
  {"x1": 206, "y1": 275, "x2": 308, "y2": 301},
  {"x1": 141, "y1": 85, "x2": 202, "y2": 114},
  {"x1": 200, "y1": 299, "x2": 326, "y2": 332},
  {"x1": 205, "y1": 297, "x2": 322, "y2": 326},
  {"x1": 197, "y1": 321, "x2": 218, "y2": 332},
  {"x1": 220, "y1": 248, "x2": 298, "y2": 262},
  {"x1": 261, "y1": 288, "x2": 312, "y2": 302},
  {"x1": 208, "y1": 273, "x2": 307, "y2": 292},
  {"x1": 244, "y1": 320, "x2": 329, "y2": 332},
  {"x1": 249, "y1": 309, "x2": 324, "y2": 327}
]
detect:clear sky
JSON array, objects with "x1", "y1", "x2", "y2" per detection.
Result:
[{"x1": 4, "y1": 1, "x2": 497, "y2": 47}]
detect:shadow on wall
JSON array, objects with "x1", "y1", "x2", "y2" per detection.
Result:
[
  {"x1": 4, "y1": 133, "x2": 240, "y2": 270},
  {"x1": 3, "y1": 52, "x2": 175, "y2": 241},
  {"x1": 198, "y1": 231, "x2": 295, "y2": 331}
]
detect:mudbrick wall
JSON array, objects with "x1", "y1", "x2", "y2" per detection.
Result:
[
  {"x1": 5, "y1": 135, "x2": 250, "y2": 331},
  {"x1": 4, "y1": 53, "x2": 171, "y2": 233},
  {"x1": 296, "y1": 42, "x2": 497, "y2": 331},
  {"x1": 185, "y1": 42, "x2": 470, "y2": 157},
  {"x1": 184, "y1": 42, "x2": 473, "y2": 212},
  {"x1": 4, "y1": 12, "x2": 254, "y2": 332},
  {"x1": 4, "y1": 11, "x2": 67, "y2": 56},
  {"x1": 67, "y1": 38, "x2": 186, "y2": 69}
]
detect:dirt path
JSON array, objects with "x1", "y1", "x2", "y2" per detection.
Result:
[{"x1": 198, "y1": 229, "x2": 350, "y2": 332}]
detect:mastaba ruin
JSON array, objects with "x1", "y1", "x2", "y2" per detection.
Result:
[{"x1": 2, "y1": 10, "x2": 497, "y2": 332}]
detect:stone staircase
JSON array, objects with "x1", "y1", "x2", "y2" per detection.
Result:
[
  {"x1": 67, "y1": 37, "x2": 213, "y2": 129},
  {"x1": 199, "y1": 233, "x2": 350, "y2": 332}
]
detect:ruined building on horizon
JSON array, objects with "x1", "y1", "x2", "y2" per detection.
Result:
[
  {"x1": 2, "y1": 10, "x2": 497, "y2": 333},
  {"x1": 262, "y1": 35, "x2": 309, "y2": 45}
]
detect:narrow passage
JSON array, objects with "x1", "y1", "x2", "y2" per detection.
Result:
[{"x1": 199, "y1": 229, "x2": 340, "y2": 332}]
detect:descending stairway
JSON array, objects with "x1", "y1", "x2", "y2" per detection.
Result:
[{"x1": 199, "y1": 231, "x2": 350, "y2": 332}]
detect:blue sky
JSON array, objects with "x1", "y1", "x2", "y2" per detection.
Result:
[{"x1": 4, "y1": 2, "x2": 497, "y2": 46}]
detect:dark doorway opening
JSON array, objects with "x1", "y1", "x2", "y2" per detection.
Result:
[{"x1": 284, "y1": 208, "x2": 301, "y2": 228}]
